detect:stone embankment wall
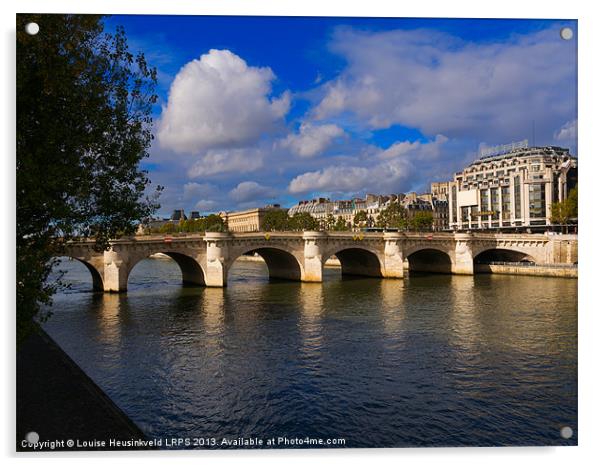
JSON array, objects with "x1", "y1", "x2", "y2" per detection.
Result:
[{"x1": 474, "y1": 264, "x2": 577, "y2": 278}]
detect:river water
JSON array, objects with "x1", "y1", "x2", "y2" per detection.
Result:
[{"x1": 43, "y1": 257, "x2": 577, "y2": 448}]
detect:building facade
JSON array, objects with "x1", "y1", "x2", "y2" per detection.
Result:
[
  {"x1": 445, "y1": 146, "x2": 577, "y2": 231},
  {"x1": 287, "y1": 193, "x2": 449, "y2": 231},
  {"x1": 288, "y1": 194, "x2": 402, "y2": 229},
  {"x1": 431, "y1": 199, "x2": 449, "y2": 231},
  {"x1": 221, "y1": 205, "x2": 286, "y2": 233},
  {"x1": 287, "y1": 198, "x2": 333, "y2": 223},
  {"x1": 430, "y1": 182, "x2": 449, "y2": 201}
]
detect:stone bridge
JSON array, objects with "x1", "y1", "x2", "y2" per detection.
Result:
[{"x1": 62, "y1": 231, "x2": 578, "y2": 292}]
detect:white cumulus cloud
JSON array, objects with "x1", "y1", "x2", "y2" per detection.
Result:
[
  {"x1": 229, "y1": 181, "x2": 277, "y2": 202},
  {"x1": 195, "y1": 200, "x2": 218, "y2": 211},
  {"x1": 288, "y1": 161, "x2": 414, "y2": 195},
  {"x1": 288, "y1": 135, "x2": 453, "y2": 195},
  {"x1": 379, "y1": 134, "x2": 449, "y2": 160},
  {"x1": 554, "y1": 119, "x2": 577, "y2": 142},
  {"x1": 157, "y1": 49, "x2": 290, "y2": 154},
  {"x1": 278, "y1": 123, "x2": 344, "y2": 158},
  {"x1": 182, "y1": 182, "x2": 215, "y2": 200},
  {"x1": 187, "y1": 148, "x2": 265, "y2": 178},
  {"x1": 313, "y1": 27, "x2": 576, "y2": 144}
]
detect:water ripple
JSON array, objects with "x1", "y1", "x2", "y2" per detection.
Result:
[{"x1": 43, "y1": 258, "x2": 577, "y2": 447}]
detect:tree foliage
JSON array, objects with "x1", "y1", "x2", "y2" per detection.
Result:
[
  {"x1": 17, "y1": 14, "x2": 160, "y2": 340},
  {"x1": 288, "y1": 212, "x2": 320, "y2": 231},
  {"x1": 333, "y1": 216, "x2": 350, "y2": 231},
  {"x1": 260, "y1": 210, "x2": 320, "y2": 231},
  {"x1": 376, "y1": 202, "x2": 407, "y2": 229},
  {"x1": 158, "y1": 222, "x2": 176, "y2": 234},
  {"x1": 408, "y1": 211, "x2": 434, "y2": 231},
  {"x1": 262, "y1": 210, "x2": 290, "y2": 231},
  {"x1": 550, "y1": 185, "x2": 578, "y2": 230},
  {"x1": 155, "y1": 215, "x2": 226, "y2": 234},
  {"x1": 353, "y1": 210, "x2": 368, "y2": 228},
  {"x1": 322, "y1": 214, "x2": 336, "y2": 231}
]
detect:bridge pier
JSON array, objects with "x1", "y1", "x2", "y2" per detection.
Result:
[
  {"x1": 103, "y1": 250, "x2": 129, "y2": 292},
  {"x1": 383, "y1": 232, "x2": 405, "y2": 278},
  {"x1": 204, "y1": 232, "x2": 230, "y2": 287},
  {"x1": 451, "y1": 233, "x2": 474, "y2": 275},
  {"x1": 302, "y1": 231, "x2": 325, "y2": 282}
]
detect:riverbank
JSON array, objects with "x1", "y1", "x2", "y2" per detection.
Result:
[
  {"x1": 474, "y1": 263, "x2": 578, "y2": 278},
  {"x1": 16, "y1": 326, "x2": 153, "y2": 451}
]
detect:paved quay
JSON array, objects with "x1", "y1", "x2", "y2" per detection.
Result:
[{"x1": 16, "y1": 327, "x2": 154, "y2": 452}]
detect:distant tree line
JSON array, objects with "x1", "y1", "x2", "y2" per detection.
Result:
[
  {"x1": 262, "y1": 211, "x2": 320, "y2": 231},
  {"x1": 261, "y1": 203, "x2": 434, "y2": 232},
  {"x1": 148, "y1": 214, "x2": 227, "y2": 234},
  {"x1": 366, "y1": 202, "x2": 434, "y2": 231}
]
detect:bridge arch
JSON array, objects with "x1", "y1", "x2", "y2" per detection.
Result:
[
  {"x1": 127, "y1": 250, "x2": 206, "y2": 287},
  {"x1": 473, "y1": 248, "x2": 536, "y2": 264},
  {"x1": 53, "y1": 255, "x2": 104, "y2": 291},
  {"x1": 227, "y1": 246, "x2": 304, "y2": 281},
  {"x1": 404, "y1": 246, "x2": 454, "y2": 274},
  {"x1": 322, "y1": 245, "x2": 385, "y2": 278}
]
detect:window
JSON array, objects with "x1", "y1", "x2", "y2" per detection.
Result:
[
  {"x1": 529, "y1": 183, "x2": 546, "y2": 219},
  {"x1": 490, "y1": 188, "x2": 499, "y2": 221},
  {"x1": 514, "y1": 176, "x2": 522, "y2": 219},
  {"x1": 461, "y1": 206, "x2": 470, "y2": 228},
  {"x1": 502, "y1": 187, "x2": 511, "y2": 220},
  {"x1": 451, "y1": 186, "x2": 457, "y2": 223},
  {"x1": 553, "y1": 173, "x2": 560, "y2": 203},
  {"x1": 480, "y1": 189, "x2": 490, "y2": 223},
  {"x1": 471, "y1": 206, "x2": 479, "y2": 222}
]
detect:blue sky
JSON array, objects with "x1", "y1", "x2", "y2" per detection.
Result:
[{"x1": 105, "y1": 16, "x2": 577, "y2": 217}]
